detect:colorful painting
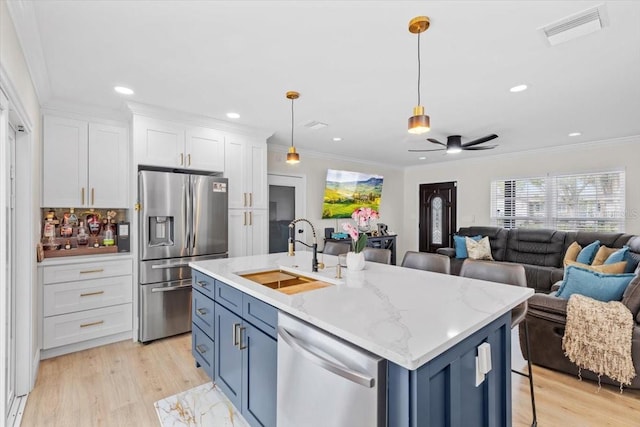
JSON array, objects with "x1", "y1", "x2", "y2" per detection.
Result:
[{"x1": 322, "y1": 169, "x2": 384, "y2": 218}]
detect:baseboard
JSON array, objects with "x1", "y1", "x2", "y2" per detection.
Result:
[{"x1": 40, "y1": 331, "x2": 133, "y2": 359}]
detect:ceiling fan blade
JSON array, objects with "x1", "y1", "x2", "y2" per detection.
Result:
[
  {"x1": 408, "y1": 148, "x2": 446, "y2": 152},
  {"x1": 462, "y1": 134, "x2": 498, "y2": 148},
  {"x1": 427, "y1": 138, "x2": 447, "y2": 147},
  {"x1": 463, "y1": 145, "x2": 497, "y2": 150}
]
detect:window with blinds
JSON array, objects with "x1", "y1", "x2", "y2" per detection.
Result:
[{"x1": 490, "y1": 171, "x2": 625, "y2": 232}]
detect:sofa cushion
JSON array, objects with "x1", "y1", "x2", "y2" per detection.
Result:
[
  {"x1": 504, "y1": 228, "x2": 567, "y2": 268},
  {"x1": 592, "y1": 245, "x2": 619, "y2": 266},
  {"x1": 621, "y1": 275, "x2": 640, "y2": 319},
  {"x1": 565, "y1": 260, "x2": 628, "y2": 274},
  {"x1": 453, "y1": 234, "x2": 481, "y2": 258},
  {"x1": 563, "y1": 241, "x2": 582, "y2": 266},
  {"x1": 576, "y1": 240, "x2": 600, "y2": 264},
  {"x1": 466, "y1": 236, "x2": 493, "y2": 260},
  {"x1": 556, "y1": 265, "x2": 636, "y2": 302}
]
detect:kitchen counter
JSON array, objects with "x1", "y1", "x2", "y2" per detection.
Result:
[{"x1": 190, "y1": 251, "x2": 532, "y2": 370}]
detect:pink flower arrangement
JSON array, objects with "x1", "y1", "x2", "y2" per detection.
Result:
[{"x1": 342, "y1": 207, "x2": 380, "y2": 253}]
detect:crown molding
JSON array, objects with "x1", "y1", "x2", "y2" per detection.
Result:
[
  {"x1": 268, "y1": 143, "x2": 404, "y2": 171},
  {"x1": 0, "y1": 64, "x2": 35, "y2": 133},
  {"x1": 5, "y1": 0, "x2": 51, "y2": 104},
  {"x1": 126, "y1": 101, "x2": 274, "y2": 140},
  {"x1": 42, "y1": 99, "x2": 131, "y2": 124}
]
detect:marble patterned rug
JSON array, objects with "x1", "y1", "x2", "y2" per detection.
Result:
[{"x1": 155, "y1": 382, "x2": 249, "y2": 427}]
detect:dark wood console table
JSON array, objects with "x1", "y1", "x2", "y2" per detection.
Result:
[{"x1": 325, "y1": 234, "x2": 397, "y2": 265}]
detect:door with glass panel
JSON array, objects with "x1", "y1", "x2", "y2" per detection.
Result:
[
  {"x1": 268, "y1": 174, "x2": 305, "y2": 253},
  {"x1": 419, "y1": 182, "x2": 457, "y2": 253}
]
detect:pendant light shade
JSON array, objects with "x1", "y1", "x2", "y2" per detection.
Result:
[
  {"x1": 408, "y1": 16, "x2": 431, "y2": 135},
  {"x1": 286, "y1": 91, "x2": 301, "y2": 164}
]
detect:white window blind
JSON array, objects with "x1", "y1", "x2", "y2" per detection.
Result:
[{"x1": 491, "y1": 170, "x2": 625, "y2": 232}]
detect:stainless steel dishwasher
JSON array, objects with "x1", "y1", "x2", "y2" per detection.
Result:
[{"x1": 277, "y1": 312, "x2": 387, "y2": 427}]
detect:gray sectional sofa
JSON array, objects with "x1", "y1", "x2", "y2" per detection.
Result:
[{"x1": 438, "y1": 226, "x2": 640, "y2": 389}]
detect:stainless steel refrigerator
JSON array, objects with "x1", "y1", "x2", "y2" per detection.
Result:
[{"x1": 138, "y1": 169, "x2": 228, "y2": 342}]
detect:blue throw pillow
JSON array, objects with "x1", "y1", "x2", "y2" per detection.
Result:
[
  {"x1": 575, "y1": 240, "x2": 600, "y2": 265},
  {"x1": 454, "y1": 234, "x2": 482, "y2": 259},
  {"x1": 604, "y1": 245, "x2": 638, "y2": 273},
  {"x1": 556, "y1": 265, "x2": 636, "y2": 302}
]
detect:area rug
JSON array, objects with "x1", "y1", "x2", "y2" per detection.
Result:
[{"x1": 154, "y1": 382, "x2": 249, "y2": 427}]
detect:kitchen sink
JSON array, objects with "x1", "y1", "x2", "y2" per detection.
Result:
[{"x1": 238, "y1": 269, "x2": 332, "y2": 295}]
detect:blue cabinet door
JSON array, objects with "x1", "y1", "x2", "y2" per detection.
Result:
[
  {"x1": 241, "y1": 322, "x2": 277, "y2": 427},
  {"x1": 215, "y1": 303, "x2": 243, "y2": 411}
]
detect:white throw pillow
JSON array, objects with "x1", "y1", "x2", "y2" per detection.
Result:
[{"x1": 466, "y1": 236, "x2": 493, "y2": 260}]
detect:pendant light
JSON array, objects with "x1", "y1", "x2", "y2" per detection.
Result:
[
  {"x1": 408, "y1": 16, "x2": 431, "y2": 134},
  {"x1": 286, "y1": 91, "x2": 301, "y2": 164}
]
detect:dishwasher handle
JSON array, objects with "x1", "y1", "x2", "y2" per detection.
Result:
[{"x1": 277, "y1": 326, "x2": 375, "y2": 388}]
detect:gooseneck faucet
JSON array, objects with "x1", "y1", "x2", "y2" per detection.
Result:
[{"x1": 288, "y1": 218, "x2": 323, "y2": 272}]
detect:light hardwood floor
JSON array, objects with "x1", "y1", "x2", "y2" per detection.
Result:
[{"x1": 20, "y1": 333, "x2": 640, "y2": 427}]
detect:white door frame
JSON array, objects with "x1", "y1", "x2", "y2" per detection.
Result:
[{"x1": 268, "y1": 173, "x2": 307, "y2": 249}]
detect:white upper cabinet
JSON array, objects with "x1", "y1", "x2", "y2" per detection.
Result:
[
  {"x1": 225, "y1": 135, "x2": 267, "y2": 210},
  {"x1": 134, "y1": 116, "x2": 225, "y2": 172},
  {"x1": 42, "y1": 115, "x2": 128, "y2": 208}
]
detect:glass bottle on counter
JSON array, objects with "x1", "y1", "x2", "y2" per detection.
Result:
[{"x1": 77, "y1": 221, "x2": 89, "y2": 246}]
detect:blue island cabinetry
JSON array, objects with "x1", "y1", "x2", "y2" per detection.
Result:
[{"x1": 191, "y1": 270, "x2": 277, "y2": 427}]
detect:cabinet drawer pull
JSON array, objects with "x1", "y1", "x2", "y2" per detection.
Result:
[
  {"x1": 249, "y1": 192, "x2": 252, "y2": 207},
  {"x1": 249, "y1": 211, "x2": 252, "y2": 226},
  {"x1": 233, "y1": 322, "x2": 241, "y2": 347},
  {"x1": 196, "y1": 308, "x2": 207, "y2": 316},
  {"x1": 80, "y1": 320, "x2": 104, "y2": 328},
  {"x1": 196, "y1": 344, "x2": 207, "y2": 354},
  {"x1": 80, "y1": 290, "x2": 104, "y2": 297},
  {"x1": 239, "y1": 326, "x2": 247, "y2": 350},
  {"x1": 81, "y1": 187, "x2": 85, "y2": 205},
  {"x1": 196, "y1": 280, "x2": 209, "y2": 288},
  {"x1": 243, "y1": 192, "x2": 247, "y2": 207},
  {"x1": 180, "y1": 153, "x2": 184, "y2": 166},
  {"x1": 243, "y1": 211, "x2": 247, "y2": 226},
  {"x1": 187, "y1": 153, "x2": 191, "y2": 166},
  {"x1": 79, "y1": 268, "x2": 104, "y2": 274},
  {"x1": 91, "y1": 188, "x2": 95, "y2": 205}
]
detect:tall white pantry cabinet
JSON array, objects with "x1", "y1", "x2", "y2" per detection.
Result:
[{"x1": 133, "y1": 114, "x2": 268, "y2": 257}]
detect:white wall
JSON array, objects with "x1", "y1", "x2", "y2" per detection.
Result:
[
  {"x1": 267, "y1": 147, "x2": 404, "y2": 259},
  {"x1": 403, "y1": 136, "x2": 640, "y2": 254},
  {"x1": 1, "y1": 0, "x2": 43, "y2": 393}
]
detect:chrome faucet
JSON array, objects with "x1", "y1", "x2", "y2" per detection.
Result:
[{"x1": 288, "y1": 218, "x2": 324, "y2": 272}]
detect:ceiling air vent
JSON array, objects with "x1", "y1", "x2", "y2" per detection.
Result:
[
  {"x1": 304, "y1": 120, "x2": 328, "y2": 130},
  {"x1": 540, "y1": 4, "x2": 608, "y2": 46}
]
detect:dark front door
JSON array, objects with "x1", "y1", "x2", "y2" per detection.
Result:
[{"x1": 419, "y1": 182, "x2": 457, "y2": 253}]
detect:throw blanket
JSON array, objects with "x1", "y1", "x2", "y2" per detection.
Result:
[{"x1": 563, "y1": 294, "x2": 636, "y2": 388}]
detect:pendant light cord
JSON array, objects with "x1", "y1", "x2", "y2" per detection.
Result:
[
  {"x1": 417, "y1": 31, "x2": 421, "y2": 106},
  {"x1": 290, "y1": 97, "x2": 295, "y2": 148}
]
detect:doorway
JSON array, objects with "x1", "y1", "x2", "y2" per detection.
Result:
[
  {"x1": 419, "y1": 181, "x2": 457, "y2": 253},
  {"x1": 268, "y1": 174, "x2": 306, "y2": 253}
]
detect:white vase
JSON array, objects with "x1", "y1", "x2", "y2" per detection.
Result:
[{"x1": 346, "y1": 251, "x2": 366, "y2": 271}]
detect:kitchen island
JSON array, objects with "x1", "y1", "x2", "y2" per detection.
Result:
[{"x1": 190, "y1": 252, "x2": 533, "y2": 427}]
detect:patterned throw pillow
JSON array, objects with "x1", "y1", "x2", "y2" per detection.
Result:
[{"x1": 466, "y1": 236, "x2": 493, "y2": 260}]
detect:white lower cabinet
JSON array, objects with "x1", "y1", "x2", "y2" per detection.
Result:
[
  {"x1": 228, "y1": 208, "x2": 268, "y2": 257},
  {"x1": 41, "y1": 257, "x2": 133, "y2": 357}
]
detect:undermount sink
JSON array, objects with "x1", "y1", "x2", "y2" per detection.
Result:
[{"x1": 238, "y1": 269, "x2": 332, "y2": 295}]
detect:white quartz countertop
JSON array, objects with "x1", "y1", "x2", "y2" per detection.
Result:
[{"x1": 190, "y1": 252, "x2": 533, "y2": 370}]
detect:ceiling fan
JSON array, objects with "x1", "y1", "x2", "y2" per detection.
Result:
[{"x1": 409, "y1": 134, "x2": 499, "y2": 154}]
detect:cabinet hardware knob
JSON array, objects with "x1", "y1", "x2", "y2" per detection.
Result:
[
  {"x1": 80, "y1": 290, "x2": 105, "y2": 297},
  {"x1": 80, "y1": 320, "x2": 104, "y2": 328},
  {"x1": 196, "y1": 308, "x2": 207, "y2": 316},
  {"x1": 196, "y1": 344, "x2": 207, "y2": 354},
  {"x1": 79, "y1": 268, "x2": 104, "y2": 274}
]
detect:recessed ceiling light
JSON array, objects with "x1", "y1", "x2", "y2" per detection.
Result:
[
  {"x1": 114, "y1": 86, "x2": 134, "y2": 95},
  {"x1": 226, "y1": 112, "x2": 240, "y2": 119},
  {"x1": 509, "y1": 84, "x2": 528, "y2": 93},
  {"x1": 418, "y1": 156, "x2": 426, "y2": 160},
  {"x1": 332, "y1": 137, "x2": 342, "y2": 142},
  {"x1": 568, "y1": 132, "x2": 582, "y2": 137}
]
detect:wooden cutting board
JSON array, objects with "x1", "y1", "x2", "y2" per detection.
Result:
[{"x1": 278, "y1": 280, "x2": 331, "y2": 295}]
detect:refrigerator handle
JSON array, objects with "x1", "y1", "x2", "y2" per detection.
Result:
[
  {"x1": 184, "y1": 177, "x2": 190, "y2": 252},
  {"x1": 190, "y1": 176, "x2": 196, "y2": 251}
]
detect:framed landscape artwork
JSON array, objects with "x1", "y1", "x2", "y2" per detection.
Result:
[{"x1": 322, "y1": 169, "x2": 384, "y2": 219}]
